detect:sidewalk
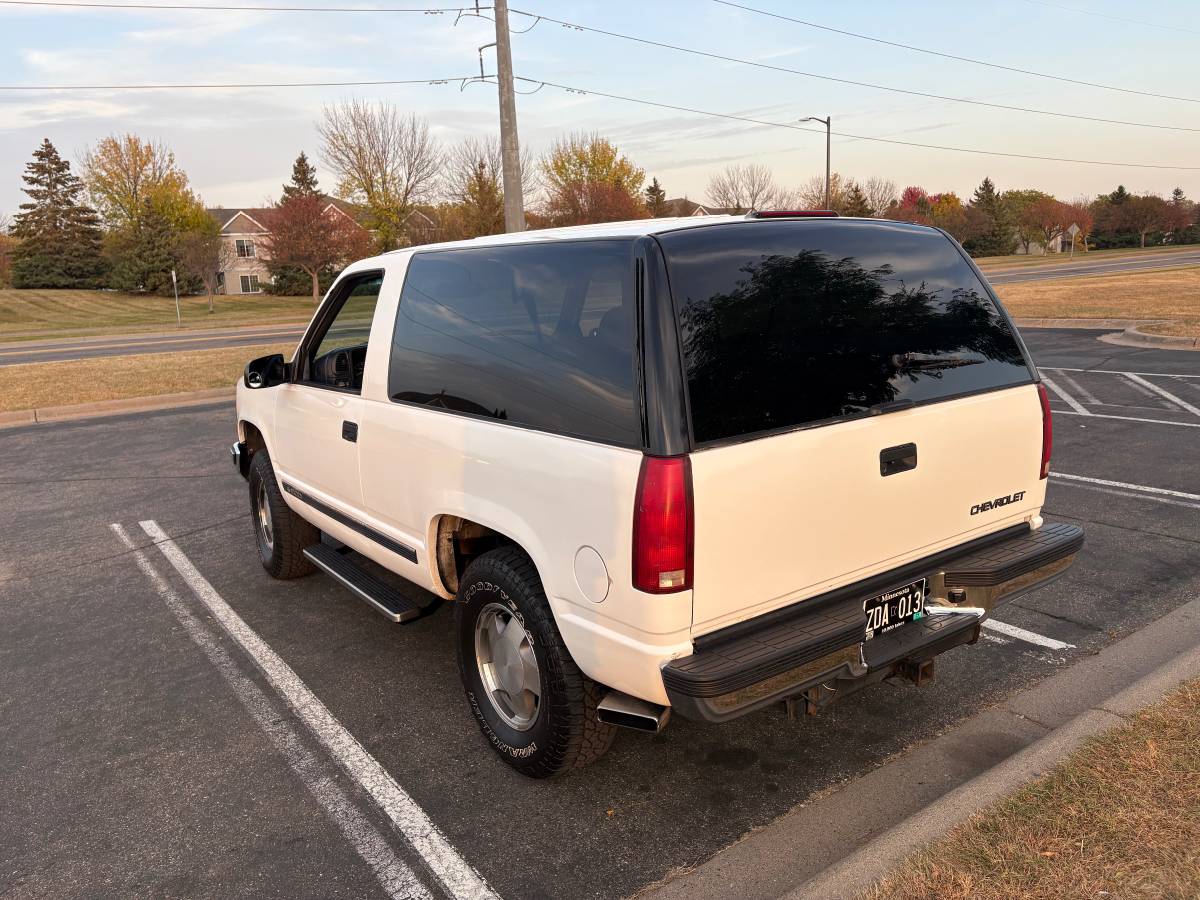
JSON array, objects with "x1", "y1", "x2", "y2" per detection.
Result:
[{"x1": 641, "y1": 592, "x2": 1200, "y2": 900}]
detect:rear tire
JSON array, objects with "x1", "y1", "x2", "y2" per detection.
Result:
[
  {"x1": 248, "y1": 450, "x2": 318, "y2": 580},
  {"x1": 455, "y1": 547, "x2": 616, "y2": 777}
]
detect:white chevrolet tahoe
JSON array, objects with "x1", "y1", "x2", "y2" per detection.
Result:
[{"x1": 232, "y1": 212, "x2": 1083, "y2": 777}]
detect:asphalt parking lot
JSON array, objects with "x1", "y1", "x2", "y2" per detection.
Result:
[{"x1": 2, "y1": 327, "x2": 1198, "y2": 900}]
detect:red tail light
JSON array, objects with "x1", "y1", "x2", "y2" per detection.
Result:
[
  {"x1": 632, "y1": 456, "x2": 694, "y2": 594},
  {"x1": 1038, "y1": 383, "x2": 1053, "y2": 479}
]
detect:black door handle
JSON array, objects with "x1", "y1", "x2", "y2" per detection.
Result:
[
  {"x1": 341, "y1": 421, "x2": 358, "y2": 443},
  {"x1": 880, "y1": 442, "x2": 917, "y2": 476}
]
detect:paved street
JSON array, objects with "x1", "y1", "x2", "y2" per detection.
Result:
[
  {"x1": 1, "y1": 328, "x2": 1198, "y2": 899},
  {"x1": 981, "y1": 248, "x2": 1200, "y2": 284}
]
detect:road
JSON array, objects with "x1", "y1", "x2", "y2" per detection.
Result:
[
  {"x1": 981, "y1": 247, "x2": 1200, "y2": 284},
  {"x1": 2, "y1": 248, "x2": 1198, "y2": 366},
  {"x1": 1, "y1": 329, "x2": 1198, "y2": 898}
]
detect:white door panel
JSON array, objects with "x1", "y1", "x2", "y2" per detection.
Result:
[{"x1": 274, "y1": 384, "x2": 365, "y2": 508}]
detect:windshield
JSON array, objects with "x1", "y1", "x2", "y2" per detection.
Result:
[{"x1": 657, "y1": 219, "x2": 1033, "y2": 445}]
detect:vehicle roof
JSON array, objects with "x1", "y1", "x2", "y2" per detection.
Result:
[
  {"x1": 342, "y1": 216, "x2": 942, "y2": 275},
  {"x1": 386, "y1": 214, "x2": 940, "y2": 254}
]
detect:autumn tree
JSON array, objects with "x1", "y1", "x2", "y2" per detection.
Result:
[
  {"x1": 176, "y1": 219, "x2": 234, "y2": 312},
  {"x1": 78, "y1": 134, "x2": 193, "y2": 231},
  {"x1": 861, "y1": 176, "x2": 897, "y2": 218},
  {"x1": 929, "y1": 192, "x2": 968, "y2": 240},
  {"x1": 1063, "y1": 197, "x2": 1096, "y2": 251},
  {"x1": 439, "y1": 136, "x2": 537, "y2": 239},
  {"x1": 11, "y1": 139, "x2": 106, "y2": 288},
  {"x1": 1020, "y1": 196, "x2": 1071, "y2": 251},
  {"x1": 281, "y1": 151, "x2": 320, "y2": 201},
  {"x1": 644, "y1": 177, "x2": 668, "y2": 217},
  {"x1": 797, "y1": 172, "x2": 848, "y2": 211},
  {"x1": 318, "y1": 101, "x2": 442, "y2": 250},
  {"x1": 261, "y1": 195, "x2": 371, "y2": 303},
  {"x1": 540, "y1": 133, "x2": 646, "y2": 226},
  {"x1": 707, "y1": 163, "x2": 786, "y2": 212},
  {"x1": 443, "y1": 136, "x2": 537, "y2": 208},
  {"x1": 1123, "y1": 194, "x2": 1170, "y2": 248},
  {"x1": 1001, "y1": 189, "x2": 1052, "y2": 253}
]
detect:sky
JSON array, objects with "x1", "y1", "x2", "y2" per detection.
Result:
[{"x1": 1, "y1": 0, "x2": 1197, "y2": 219}]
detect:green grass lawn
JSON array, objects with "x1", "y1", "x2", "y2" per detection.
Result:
[{"x1": 0, "y1": 289, "x2": 319, "y2": 342}]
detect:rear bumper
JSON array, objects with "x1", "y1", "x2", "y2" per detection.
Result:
[{"x1": 664, "y1": 521, "x2": 1084, "y2": 723}]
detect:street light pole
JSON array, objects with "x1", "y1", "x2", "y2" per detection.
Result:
[{"x1": 800, "y1": 116, "x2": 831, "y2": 210}]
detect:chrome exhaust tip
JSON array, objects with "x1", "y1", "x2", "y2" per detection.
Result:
[{"x1": 596, "y1": 690, "x2": 671, "y2": 733}]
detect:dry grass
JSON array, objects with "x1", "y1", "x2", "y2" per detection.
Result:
[
  {"x1": 994, "y1": 268, "x2": 1200, "y2": 337},
  {"x1": 866, "y1": 679, "x2": 1200, "y2": 900},
  {"x1": 0, "y1": 342, "x2": 294, "y2": 412},
  {"x1": 0, "y1": 289, "x2": 316, "y2": 341},
  {"x1": 975, "y1": 244, "x2": 1199, "y2": 270}
]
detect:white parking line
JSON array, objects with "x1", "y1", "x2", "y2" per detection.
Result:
[
  {"x1": 1040, "y1": 376, "x2": 1091, "y2": 415},
  {"x1": 1048, "y1": 368, "x2": 1200, "y2": 379},
  {"x1": 1054, "y1": 410, "x2": 1200, "y2": 429},
  {"x1": 1122, "y1": 373, "x2": 1200, "y2": 418},
  {"x1": 1049, "y1": 472, "x2": 1200, "y2": 509},
  {"x1": 137, "y1": 519, "x2": 500, "y2": 900},
  {"x1": 1047, "y1": 369, "x2": 1101, "y2": 405},
  {"x1": 110, "y1": 525, "x2": 432, "y2": 900},
  {"x1": 982, "y1": 619, "x2": 1075, "y2": 651}
]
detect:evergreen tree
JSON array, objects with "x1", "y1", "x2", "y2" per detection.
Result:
[
  {"x1": 842, "y1": 183, "x2": 873, "y2": 217},
  {"x1": 963, "y1": 176, "x2": 1015, "y2": 257},
  {"x1": 644, "y1": 177, "x2": 668, "y2": 217},
  {"x1": 281, "y1": 151, "x2": 320, "y2": 201},
  {"x1": 11, "y1": 138, "x2": 106, "y2": 288},
  {"x1": 107, "y1": 199, "x2": 181, "y2": 295},
  {"x1": 1108, "y1": 185, "x2": 1131, "y2": 205}
]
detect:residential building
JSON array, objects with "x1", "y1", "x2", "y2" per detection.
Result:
[{"x1": 205, "y1": 199, "x2": 371, "y2": 295}]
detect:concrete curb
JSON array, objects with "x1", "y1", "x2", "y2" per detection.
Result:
[
  {"x1": 640, "y1": 595, "x2": 1200, "y2": 900},
  {"x1": 1012, "y1": 317, "x2": 1154, "y2": 330},
  {"x1": 0, "y1": 387, "x2": 233, "y2": 429},
  {"x1": 1099, "y1": 325, "x2": 1200, "y2": 351},
  {"x1": 1011, "y1": 317, "x2": 1199, "y2": 351}
]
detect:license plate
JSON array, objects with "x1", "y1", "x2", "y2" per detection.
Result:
[{"x1": 863, "y1": 578, "x2": 926, "y2": 641}]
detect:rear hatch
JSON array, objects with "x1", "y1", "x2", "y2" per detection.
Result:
[{"x1": 656, "y1": 218, "x2": 1045, "y2": 634}]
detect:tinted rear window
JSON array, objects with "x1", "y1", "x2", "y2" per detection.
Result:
[
  {"x1": 388, "y1": 240, "x2": 639, "y2": 446},
  {"x1": 658, "y1": 220, "x2": 1032, "y2": 444}
]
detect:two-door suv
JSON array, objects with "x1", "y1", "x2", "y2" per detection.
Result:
[{"x1": 232, "y1": 212, "x2": 1083, "y2": 777}]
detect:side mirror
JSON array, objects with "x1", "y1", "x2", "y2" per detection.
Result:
[{"x1": 244, "y1": 353, "x2": 288, "y2": 389}]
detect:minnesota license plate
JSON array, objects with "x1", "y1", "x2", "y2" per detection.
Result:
[{"x1": 863, "y1": 578, "x2": 926, "y2": 641}]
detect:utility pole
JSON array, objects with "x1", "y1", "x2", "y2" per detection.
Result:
[
  {"x1": 493, "y1": 0, "x2": 525, "y2": 232},
  {"x1": 800, "y1": 115, "x2": 831, "y2": 209}
]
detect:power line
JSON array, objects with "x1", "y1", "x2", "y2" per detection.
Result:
[
  {"x1": 0, "y1": 75, "x2": 481, "y2": 90},
  {"x1": 509, "y1": 75, "x2": 1200, "y2": 171},
  {"x1": 0, "y1": 0, "x2": 481, "y2": 11},
  {"x1": 1022, "y1": 0, "x2": 1200, "y2": 36},
  {"x1": 710, "y1": 0, "x2": 1200, "y2": 104},
  {"x1": 510, "y1": 7, "x2": 1199, "y2": 132}
]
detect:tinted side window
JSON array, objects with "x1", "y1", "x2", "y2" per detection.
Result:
[
  {"x1": 658, "y1": 220, "x2": 1032, "y2": 445},
  {"x1": 388, "y1": 240, "x2": 639, "y2": 446}
]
